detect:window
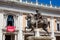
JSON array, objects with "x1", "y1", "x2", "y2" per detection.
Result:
[
  {"x1": 7, "y1": 15, "x2": 14, "y2": 26},
  {"x1": 57, "y1": 23, "x2": 60, "y2": 31}
]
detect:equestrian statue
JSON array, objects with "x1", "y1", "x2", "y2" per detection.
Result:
[{"x1": 25, "y1": 9, "x2": 50, "y2": 35}]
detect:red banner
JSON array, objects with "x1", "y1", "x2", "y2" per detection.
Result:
[{"x1": 7, "y1": 26, "x2": 16, "y2": 32}]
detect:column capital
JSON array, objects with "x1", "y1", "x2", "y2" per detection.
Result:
[{"x1": 50, "y1": 17, "x2": 54, "y2": 19}]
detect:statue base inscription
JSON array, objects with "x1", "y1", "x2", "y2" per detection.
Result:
[{"x1": 27, "y1": 36, "x2": 53, "y2": 40}]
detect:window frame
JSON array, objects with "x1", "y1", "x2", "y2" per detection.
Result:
[{"x1": 56, "y1": 21, "x2": 60, "y2": 31}]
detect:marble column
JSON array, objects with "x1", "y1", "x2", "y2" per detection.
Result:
[
  {"x1": 50, "y1": 17, "x2": 56, "y2": 40},
  {"x1": 0, "y1": 13, "x2": 4, "y2": 40},
  {"x1": 18, "y1": 14, "x2": 24, "y2": 40}
]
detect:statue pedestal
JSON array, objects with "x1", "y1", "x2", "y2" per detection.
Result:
[
  {"x1": 27, "y1": 28, "x2": 53, "y2": 40},
  {"x1": 34, "y1": 28, "x2": 44, "y2": 37},
  {"x1": 34, "y1": 28, "x2": 40, "y2": 37},
  {"x1": 27, "y1": 36, "x2": 53, "y2": 40}
]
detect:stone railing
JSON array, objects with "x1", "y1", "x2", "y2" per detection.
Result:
[
  {"x1": 0, "y1": 0, "x2": 20, "y2": 2},
  {"x1": 8, "y1": 0, "x2": 17, "y2": 1},
  {"x1": 0, "y1": 0, "x2": 60, "y2": 8}
]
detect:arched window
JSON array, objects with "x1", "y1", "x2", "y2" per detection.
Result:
[{"x1": 7, "y1": 15, "x2": 14, "y2": 26}]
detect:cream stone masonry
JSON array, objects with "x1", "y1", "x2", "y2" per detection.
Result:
[{"x1": 23, "y1": 15, "x2": 26, "y2": 31}]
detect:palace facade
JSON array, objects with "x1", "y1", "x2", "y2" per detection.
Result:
[{"x1": 0, "y1": 0, "x2": 60, "y2": 40}]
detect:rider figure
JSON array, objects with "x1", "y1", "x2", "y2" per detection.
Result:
[{"x1": 26, "y1": 14, "x2": 33, "y2": 29}]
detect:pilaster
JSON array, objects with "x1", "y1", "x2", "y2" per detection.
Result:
[
  {"x1": 50, "y1": 17, "x2": 56, "y2": 40},
  {"x1": 18, "y1": 13, "x2": 24, "y2": 40},
  {"x1": 0, "y1": 13, "x2": 4, "y2": 40}
]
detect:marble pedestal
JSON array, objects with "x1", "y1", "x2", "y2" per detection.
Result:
[{"x1": 28, "y1": 36, "x2": 53, "y2": 40}]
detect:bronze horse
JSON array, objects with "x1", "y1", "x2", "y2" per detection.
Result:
[{"x1": 25, "y1": 13, "x2": 50, "y2": 35}]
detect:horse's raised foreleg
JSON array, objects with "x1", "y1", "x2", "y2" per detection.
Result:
[
  {"x1": 30, "y1": 26, "x2": 34, "y2": 31},
  {"x1": 43, "y1": 27, "x2": 49, "y2": 35}
]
